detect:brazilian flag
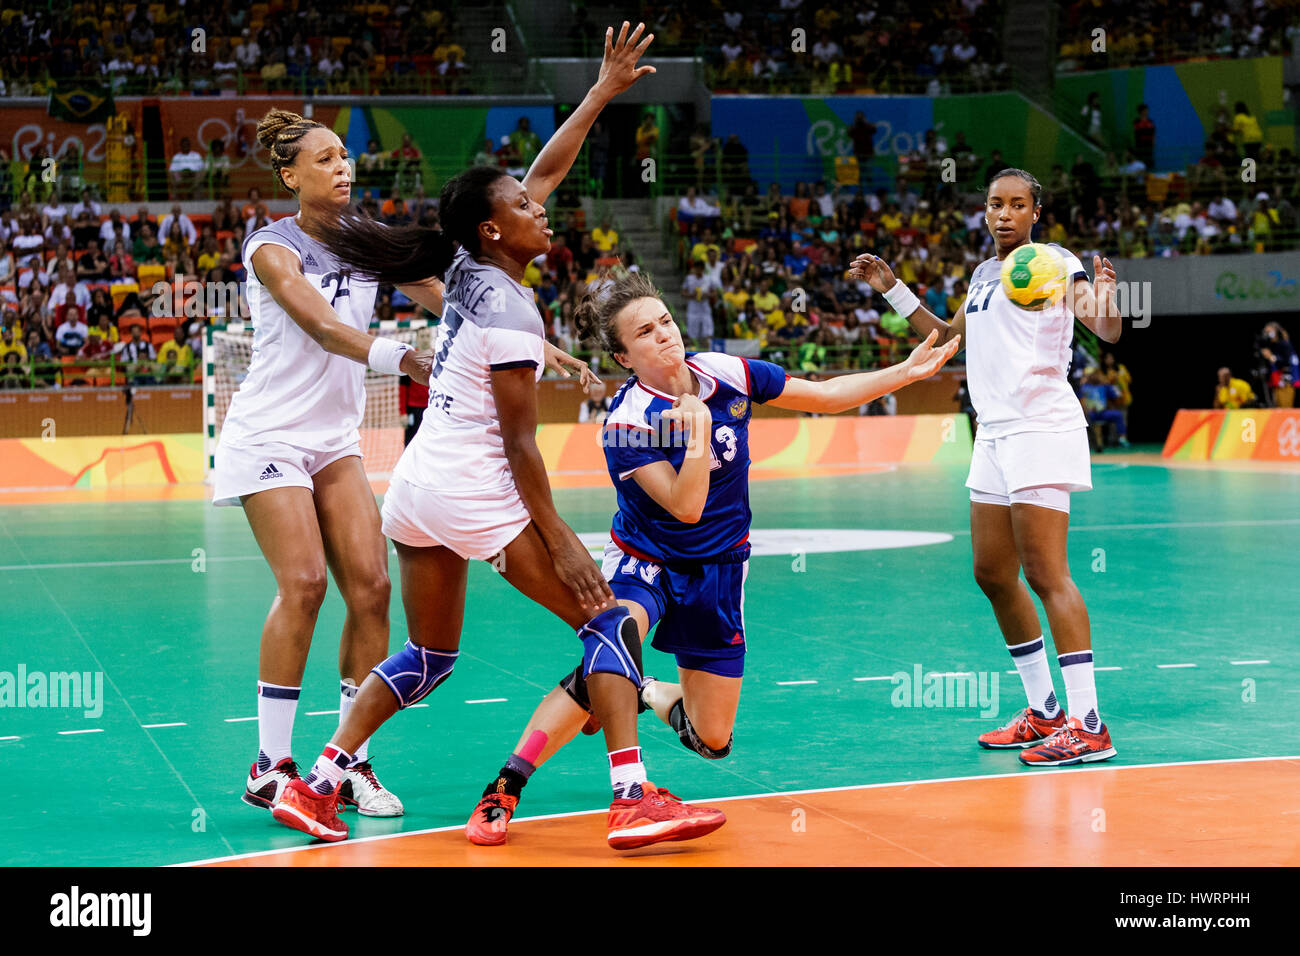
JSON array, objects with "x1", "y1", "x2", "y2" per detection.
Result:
[{"x1": 48, "y1": 81, "x2": 114, "y2": 124}]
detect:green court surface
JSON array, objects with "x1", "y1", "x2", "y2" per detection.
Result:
[{"x1": 2, "y1": 452, "x2": 1297, "y2": 866}]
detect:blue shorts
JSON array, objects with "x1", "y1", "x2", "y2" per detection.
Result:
[{"x1": 600, "y1": 540, "x2": 749, "y2": 679}]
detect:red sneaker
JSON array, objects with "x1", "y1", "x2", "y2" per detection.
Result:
[
  {"x1": 271, "y1": 778, "x2": 349, "y2": 842},
  {"x1": 465, "y1": 792, "x2": 519, "y2": 846},
  {"x1": 977, "y1": 707, "x2": 1067, "y2": 750},
  {"x1": 606, "y1": 782, "x2": 726, "y2": 851},
  {"x1": 1020, "y1": 716, "x2": 1117, "y2": 768}
]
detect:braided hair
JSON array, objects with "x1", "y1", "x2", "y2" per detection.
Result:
[{"x1": 256, "y1": 108, "x2": 326, "y2": 194}]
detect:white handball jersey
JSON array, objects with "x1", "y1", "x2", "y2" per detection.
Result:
[
  {"x1": 961, "y1": 243, "x2": 1090, "y2": 438},
  {"x1": 222, "y1": 217, "x2": 379, "y2": 452},
  {"x1": 394, "y1": 247, "x2": 545, "y2": 497}
]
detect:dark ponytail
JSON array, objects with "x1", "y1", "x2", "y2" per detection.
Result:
[
  {"x1": 311, "y1": 165, "x2": 513, "y2": 286},
  {"x1": 574, "y1": 270, "x2": 665, "y2": 356}
]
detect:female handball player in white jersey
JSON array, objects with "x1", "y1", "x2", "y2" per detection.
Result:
[
  {"x1": 850, "y1": 168, "x2": 1122, "y2": 767},
  {"x1": 460, "y1": 271, "x2": 960, "y2": 846},
  {"x1": 269, "y1": 23, "x2": 740, "y2": 852},
  {"x1": 214, "y1": 108, "x2": 448, "y2": 817}
]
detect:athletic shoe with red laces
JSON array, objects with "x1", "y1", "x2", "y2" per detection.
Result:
[
  {"x1": 242, "y1": 756, "x2": 300, "y2": 809},
  {"x1": 465, "y1": 792, "x2": 520, "y2": 846},
  {"x1": 337, "y1": 760, "x2": 404, "y2": 817},
  {"x1": 977, "y1": 707, "x2": 1067, "y2": 750},
  {"x1": 606, "y1": 782, "x2": 726, "y2": 851},
  {"x1": 271, "y1": 778, "x2": 349, "y2": 841},
  {"x1": 1019, "y1": 716, "x2": 1117, "y2": 768}
]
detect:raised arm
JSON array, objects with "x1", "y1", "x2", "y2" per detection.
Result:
[
  {"x1": 521, "y1": 21, "x2": 656, "y2": 206},
  {"x1": 768, "y1": 330, "x2": 961, "y2": 414},
  {"x1": 252, "y1": 244, "x2": 432, "y2": 383},
  {"x1": 848, "y1": 252, "x2": 966, "y2": 348}
]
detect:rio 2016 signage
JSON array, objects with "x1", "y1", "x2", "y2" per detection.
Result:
[{"x1": 1214, "y1": 269, "x2": 1298, "y2": 301}]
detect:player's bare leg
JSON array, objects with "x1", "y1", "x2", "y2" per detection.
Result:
[
  {"x1": 643, "y1": 668, "x2": 739, "y2": 755},
  {"x1": 332, "y1": 541, "x2": 467, "y2": 755},
  {"x1": 471, "y1": 523, "x2": 724, "y2": 848},
  {"x1": 970, "y1": 501, "x2": 1067, "y2": 749},
  {"x1": 313, "y1": 456, "x2": 404, "y2": 815},
  {"x1": 273, "y1": 542, "x2": 466, "y2": 841},
  {"x1": 239, "y1": 487, "x2": 327, "y2": 808},
  {"x1": 1010, "y1": 500, "x2": 1114, "y2": 765}
]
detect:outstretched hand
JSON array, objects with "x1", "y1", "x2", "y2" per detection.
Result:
[
  {"x1": 1093, "y1": 254, "x2": 1117, "y2": 299},
  {"x1": 595, "y1": 21, "x2": 656, "y2": 99},
  {"x1": 902, "y1": 329, "x2": 962, "y2": 382}
]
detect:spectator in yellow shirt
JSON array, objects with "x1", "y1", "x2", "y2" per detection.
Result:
[
  {"x1": 751, "y1": 279, "x2": 781, "y2": 322},
  {"x1": 1213, "y1": 367, "x2": 1255, "y2": 409},
  {"x1": 157, "y1": 326, "x2": 195, "y2": 383},
  {"x1": 1232, "y1": 102, "x2": 1263, "y2": 162},
  {"x1": 591, "y1": 218, "x2": 619, "y2": 254},
  {"x1": 0, "y1": 326, "x2": 27, "y2": 366},
  {"x1": 690, "y1": 228, "x2": 721, "y2": 263}
]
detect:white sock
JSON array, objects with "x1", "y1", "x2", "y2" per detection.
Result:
[
  {"x1": 1006, "y1": 636, "x2": 1060, "y2": 718},
  {"x1": 256, "y1": 681, "x2": 300, "y2": 773},
  {"x1": 338, "y1": 679, "x2": 370, "y2": 766},
  {"x1": 304, "y1": 744, "x2": 353, "y2": 796},
  {"x1": 608, "y1": 747, "x2": 647, "y2": 800},
  {"x1": 1058, "y1": 650, "x2": 1101, "y2": 732}
]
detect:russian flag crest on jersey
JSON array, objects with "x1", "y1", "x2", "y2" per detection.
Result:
[{"x1": 601, "y1": 352, "x2": 788, "y2": 562}]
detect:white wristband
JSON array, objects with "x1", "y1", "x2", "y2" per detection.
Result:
[
  {"x1": 368, "y1": 337, "x2": 412, "y2": 375},
  {"x1": 882, "y1": 279, "x2": 921, "y2": 317}
]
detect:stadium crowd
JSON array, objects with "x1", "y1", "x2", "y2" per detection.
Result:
[{"x1": 0, "y1": 0, "x2": 472, "y2": 97}]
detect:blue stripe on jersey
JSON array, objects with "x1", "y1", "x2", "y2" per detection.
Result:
[{"x1": 602, "y1": 355, "x2": 786, "y2": 562}]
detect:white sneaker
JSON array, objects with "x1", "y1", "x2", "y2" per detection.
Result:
[
  {"x1": 242, "y1": 756, "x2": 300, "y2": 809},
  {"x1": 338, "y1": 761, "x2": 405, "y2": 817}
]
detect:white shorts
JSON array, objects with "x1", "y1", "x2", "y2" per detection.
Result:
[
  {"x1": 380, "y1": 473, "x2": 532, "y2": 561},
  {"x1": 966, "y1": 428, "x2": 1091, "y2": 505},
  {"x1": 212, "y1": 438, "x2": 362, "y2": 507}
]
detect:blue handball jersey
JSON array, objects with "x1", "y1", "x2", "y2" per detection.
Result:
[{"x1": 601, "y1": 352, "x2": 788, "y2": 562}]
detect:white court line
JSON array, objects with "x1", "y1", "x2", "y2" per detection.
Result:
[
  {"x1": 1232, "y1": 660, "x2": 1270, "y2": 665},
  {"x1": 0, "y1": 736, "x2": 19, "y2": 741},
  {"x1": 1095, "y1": 666, "x2": 1123, "y2": 672},
  {"x1": 776, "y1": 680, "x2": 818, "y2": 686},
  {"x1": 8, "y1": 516, "x2": 1300, "y2": 572},
  {"x1": 465, "y1": 698, "x2": 507, "y2": 704},
  {"x1": 57, "y1": 728, "x2": 104, "y2": 735},
  {"x1": 853, "y1": 676, "x2": 894, "y2": 682},
  {"x1": 306, "y1": 710, "x2": 340, "y2": 716},
  {"x1": 1157, "y1": 663, "x2": 1197, "y2": 669},
  {"x1": 0, "y1": 555, "x2": 264, "y2": 572},
  {"x1": 224, "y1": 716, "x2": 258, "y2": 723},
  {"x1": 141, "y1": 722, "x2": 186, "y2": 729},
  {"x1": 408, "y1": 703, "x2": 428, "y2": 709},
  {"x1": 171, "y1": 752, "x2": 1300, "y2": 867}
]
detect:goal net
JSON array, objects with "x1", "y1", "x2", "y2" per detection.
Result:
[{"x1": 204, "y1": 320, "x2": 433, "y2": 481}]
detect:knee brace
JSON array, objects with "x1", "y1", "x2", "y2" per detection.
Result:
[
  {"x1": 372, "y1": 639, "x2": 457, "y2": 708},
  {"x1": 668, "y1": 700, "x2": 732, "y2": 759},
  {"x1": 577, "y1": 606, "x2": 642, "y2": 688}
]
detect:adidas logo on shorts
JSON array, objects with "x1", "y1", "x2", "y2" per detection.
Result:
[{"x1": 259, "y1": 464, "x2": 284, "y2": 481}]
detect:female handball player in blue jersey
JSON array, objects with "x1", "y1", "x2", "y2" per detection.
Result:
[
  {"x1": 268, "y1": 23, "x2": 747, "y2": 852},
  {"x1": 463, "y1": 271, "x2": 962, "y2": 845},
  {"x1": 851, "y1": 168, "x2": 1122, "y2": 767}
]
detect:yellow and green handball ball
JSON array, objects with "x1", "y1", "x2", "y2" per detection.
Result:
[{"x1": 999, "y1": 242, "x2": 1067, "y2": 311}]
